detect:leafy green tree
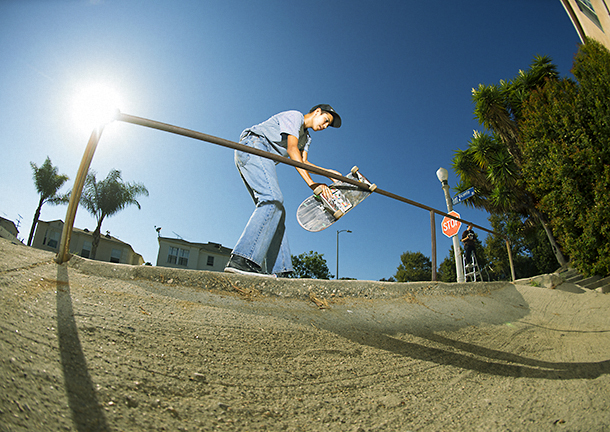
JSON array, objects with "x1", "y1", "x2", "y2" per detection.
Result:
[
  {"x1": 520, "y1": 38, "x2": 610, "y2": 276},
  {"x1": 483, "y1": 214, "x2": 557, "y2": 280},
  {"x1": 290, "y1": 251, "x2": 333, "y2": 279},
  {"x1": 453, "y1": 55, "x2": 567, "y2": 267},
  {"x1": 394, "y1": 251, "x2": 432, "y2": 282},
  {"x1": 28, "y1": 157, "x2": 70, "y2": 246},
  {"x1": 437, "y1": 246, "x2": 457, "y2": 282},
  {"x1": 80, "y1": 169, "x2": 148, "y2": 259}
]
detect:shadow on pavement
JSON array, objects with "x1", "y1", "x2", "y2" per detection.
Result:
[
  {"x1": 331, "y1": 327, "x2": 610, "y2": 380},
  {"x1": 56, "y1": 265, "x2": 110, "y2": 432}
]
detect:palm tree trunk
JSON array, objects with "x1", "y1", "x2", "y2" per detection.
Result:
[
  {"x1": 532, "y1": 208, "x2": 568, "y2": 268},
  {"x1": 27, "y1": 197, "x2": 44, "y2": 246},
  {"x1": 90, "y1": 216, "x2": 105, "y2": 260},
  {"x1": 90, "y1": 226, "x2": 101, "y2": 260}
]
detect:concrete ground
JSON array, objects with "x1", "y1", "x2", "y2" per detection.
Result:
[{"x1": 1, "y1": 238, "x2": 609, "y2": 431}]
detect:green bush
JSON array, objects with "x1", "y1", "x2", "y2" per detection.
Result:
[{"x1": 520, "y1": 38, "x2": 610, "y2": 276}]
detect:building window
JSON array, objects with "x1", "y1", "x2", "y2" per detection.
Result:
[
  {"x1": 577, "y1": 0, "x2": 603, "y2": 30},
  {"x1": 45, "y1": 230, "x2": 61, "y2": 249},
  {"x1": 167, "y1": 246, "x2": 189, "y2": 266},
  {"x1": 178, "y1": 249, "x2": 189, "y2": 266},
  {"x1": 110, "y1": 248, "x2": 122, "y2": 263},
  {"x1": 207, "y1": 255, "x2": 215, "y2": 266},
  {"x1": 167, "y1": 246, "x2": 179, "y2": 264},
  {"x1": 81, "y1": 241, "x2": 92, "y2": 258}
]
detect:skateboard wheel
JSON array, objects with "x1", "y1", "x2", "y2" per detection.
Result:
[
  {"x1": 313, "y1": 185, "x2": 324, "y2": 195},
  {"x1": 333, "y1": 210, "x2": 344, "y2": 219},
  {"x1": 351, "y1": 166, "x2": 359, "y2": 174},
  {"x1": 369, "y1": 183, "x2": 377, "y2": 192}
]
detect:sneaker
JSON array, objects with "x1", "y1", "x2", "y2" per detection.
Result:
[{"x1": 224, "y1": 255, "x2": 276, "y2": 278}]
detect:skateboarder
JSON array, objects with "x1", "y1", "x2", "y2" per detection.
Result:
[{"x1": 224, "y1": 104, "x2": 342, "y2": 277}]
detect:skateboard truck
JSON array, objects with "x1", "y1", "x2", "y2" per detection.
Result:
[{"x1": 351, "y1": 166, "x2": 377, "y2": 192}]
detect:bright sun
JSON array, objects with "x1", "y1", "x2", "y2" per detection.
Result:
[{"x1": 72, "y1": 83, "x2": 122, "y2": 132}]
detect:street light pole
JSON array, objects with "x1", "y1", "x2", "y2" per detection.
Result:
[
  {"x1": 436, "y1": 168, "x2": 465, "y2": 282},
  {"x1": 336, "y1": 229, "x2": 352, "y2": 280}
]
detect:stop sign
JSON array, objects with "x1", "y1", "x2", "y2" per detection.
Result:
[{"x1": 441, "y1": 211, "x2": 462, "y2": 238}]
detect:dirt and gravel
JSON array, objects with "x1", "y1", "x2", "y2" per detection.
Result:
[{"x1": 1, "y1": 237, "x2": 609, "y2": 431}]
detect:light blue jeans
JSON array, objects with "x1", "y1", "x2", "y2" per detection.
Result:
[{"x1": 232, "y1": 134, "x2": 292, "y2": 274}]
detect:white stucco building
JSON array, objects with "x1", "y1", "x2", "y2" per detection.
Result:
[
  {"x1": 32, "y1": 219, "x2": 144, "y2": 265},
  {"x1": 156, "y1": 237, "x2": 231, "y2": 272},
  {"x1": 561, "y1": 0, "x2": 610, "y2": 49}
]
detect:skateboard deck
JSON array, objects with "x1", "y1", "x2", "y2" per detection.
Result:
[{"x1": 296, "y1": 166, "x2": 376, "y2": 232}]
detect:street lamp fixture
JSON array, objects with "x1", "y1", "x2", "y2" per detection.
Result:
[
  {"x1": 436, "y1": 167, "x2": 449, "y2": 184},
  {"x1": 336, "y1": 229, "x2": 352, "y2": 280}
]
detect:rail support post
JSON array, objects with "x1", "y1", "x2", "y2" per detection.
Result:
[
  {"x1": 55, "y1": 125, "x2": 104, "y2": 264},
  {"x1": 506, "y1": 239, "x2": 516, "y2": 282}
]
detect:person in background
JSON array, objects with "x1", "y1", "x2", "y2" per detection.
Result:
[{"x1": 461, "y1": 225, "x2": 476, "y2": 266}]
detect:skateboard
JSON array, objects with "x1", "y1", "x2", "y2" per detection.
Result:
[{"x1": 296, "y1": 166, "x2": 376, "y2": 232}]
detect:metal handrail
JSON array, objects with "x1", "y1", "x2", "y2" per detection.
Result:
[{"x1": 56, "y1": 111, "x2": 516, "y2": 281}]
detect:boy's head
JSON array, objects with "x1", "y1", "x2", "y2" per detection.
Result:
[{"x1": 309, "y1": 104, "x2": 342, "y2": 128}]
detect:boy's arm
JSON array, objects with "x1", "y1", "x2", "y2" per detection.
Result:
[
  {"x1": 301, "y1": 151, "x2": 342, "y2": 180},
  {"x1": 286, "y1": 135, "x2": 338, "y2": 199}
]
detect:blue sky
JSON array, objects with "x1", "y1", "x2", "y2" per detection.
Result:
[{"x1": 1, "y1": 0, "x2": 581, "y2": 280}]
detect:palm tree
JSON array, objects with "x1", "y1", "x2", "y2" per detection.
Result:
[
  {"x1": 454, "y1": 132, "x2": 566, "y2": 267},
  {"x1": 471, "y1": 55, "x2": 559, "y2": 166},
  {"x1": 454, "y1": 55, "x2": 567, "y2": 267},
  {"x1": 28, "y1": 157, "x2": 70, "y2": 246},
  {"x1": 80, "y1": 169, "x2": 149, "y2": 259}
]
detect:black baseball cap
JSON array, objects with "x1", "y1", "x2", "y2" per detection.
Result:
[{"x1": 309, "y1": 104, "x2": 342, "y2": 128}]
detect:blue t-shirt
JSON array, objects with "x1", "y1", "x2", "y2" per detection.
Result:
[{"x1": 240, "y1": 110, "x2": 311, "y2": 158}]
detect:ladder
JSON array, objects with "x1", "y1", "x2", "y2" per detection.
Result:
[{"x1": 463, "y1": 251, "x2": 483, "y2": 282}]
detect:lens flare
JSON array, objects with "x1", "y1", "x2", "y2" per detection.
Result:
[{"x1": 72, "y1": 83, "x2": 122, "y2": 131}]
